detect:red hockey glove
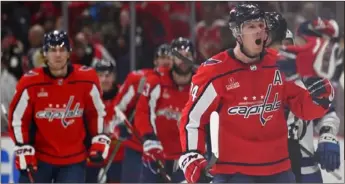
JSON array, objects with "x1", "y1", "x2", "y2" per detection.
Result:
[
  {"x1": 178, "y1": 152, "x2": 211, "y2": 183},
  {"x1": 302, "y1": 77, "x2": 334, "y2": 109},
  {"x1": 14, "y1": 145, "x2": 37, "y2": 171},
  {"x1": 142, "y1": 139, "x2": 165, "y2": 173},
  {"x1": 88, "y1": 134, "x2": 111, "y2": 163}
]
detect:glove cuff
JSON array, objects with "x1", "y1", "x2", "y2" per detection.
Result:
[
  {"x1": 178, "y1": 152, "x2": 205, "y2": 173},
  {"x1": 143, "y1": 139, "x2": 163, "y2": 152},
  {"x1": 91, "y1": 134, "x2": 111, "y2": 145},
  {"x1": 14, "y1": 145, "x2": 35, "y2": 155},
  {"x1": 319, "y1": 133, "x2": 338, "y2": 144}
]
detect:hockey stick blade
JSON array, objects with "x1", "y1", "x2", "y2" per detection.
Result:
[
  {"x1": 300, "y1": 144, "x2": 342, "y2": 180},
  {"x1": 204, "y1": 111, "x2": 220, "y2": 173}
]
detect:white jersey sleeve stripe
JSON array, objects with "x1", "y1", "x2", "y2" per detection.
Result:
[
  {"x1": 149, "y1": 85, "x2": 161, "y2": 134},
  {"x1": 187, "y1": 83, "x2": 217, "y2": 150},
  {"x1": 12, "y1": 89, "x2": 29, "y2": 144},
  {"x1": 117, "y1": 85, "x2": 135, "y2": 112},
  {"x1": 90, "y1": 84, "x2": 106, "y2": 134}
]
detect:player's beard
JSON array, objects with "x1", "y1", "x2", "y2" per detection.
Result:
[
  {"x1": 46, "y1": 60, "x2": 69, "y2": 77},
  {"x1": 172, "y1": 63, "x2": 193, "y2": 76}
]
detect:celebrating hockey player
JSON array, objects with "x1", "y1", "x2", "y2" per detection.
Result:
[
  {"x1": 111, "y1": 43, "x2": 173, "y2": 182},
  {"x1": 276, "y1": 17, "x2": 343, "y2": 183},
  {"x1": 86, "y1": 60, "x2": 124, "y2": 183},
  {"x1": 178, "y1": 3, "x2": 334, "y2": 183},
  {"x1": 7, "y1": 30, "x2": 110, "y2": 183},
  {"x1": 134, "y1": 37, "x2": 195, "y2": 182}
]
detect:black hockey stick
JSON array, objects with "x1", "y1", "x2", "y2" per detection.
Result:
[
  {"x1": 300, "y1": 144, "x2": 342, "y2": 180},
  {"x1": 97, "y1": 77, "x2": 147, "y2": 183},
  {"x1": 171, "y1": 48, "x2": 199, "y2": 70},
  {"x1": 97, "y1": 140, "x2": 122, "y2": 183},
  {"x1": 115, "y1": 107, "x2": 172, "y2": 182},
  {"x1": 199, "y1": 111, "x2": 220, "y2": 182}
]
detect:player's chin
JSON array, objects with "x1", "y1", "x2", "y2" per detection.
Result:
[{"x1": 48, "y1": 62, "x2": 67, "y2": 70}]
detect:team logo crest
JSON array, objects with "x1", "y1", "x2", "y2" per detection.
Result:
[{"x1": 35, "y1": 96, "x2": 84, "y2": 128}]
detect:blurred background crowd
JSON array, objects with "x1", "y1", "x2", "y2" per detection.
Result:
[{"x1": 1, "y1": 1, "x2": 344, "y2": 134}]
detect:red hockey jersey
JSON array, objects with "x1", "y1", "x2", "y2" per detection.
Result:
[
  {"x1": 8, "y1": 64, "x2": 105, "y2": 165},
  {"x1": 88, "y1": 88, "x2": 125, "y2": 167},
  {"x1": 179, "y1": 49, "x2": 329, "y2": 175},
  {"x1": 281, "y1": 36, "x2": 343, "y2": 80},
  {"x1": 135, "y1": 67, "x2": 190, "y2": 160},
  {"x1": 113, "y1": 68, "x2": 156, "y2": 152}
]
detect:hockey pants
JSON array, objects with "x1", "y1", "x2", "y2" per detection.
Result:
[
  {"x1": 19, "y1": 160, "x2": 86, "y2": 183},
  {"x1": 212, "y1": 169, "x2": 296, "y2": 183},
  {"x1": 85, "y1": 161, "x2": 122, "y2": 183},
  {"x1": 139, "y1": 159, "x2": 185, "y2": 183},
  {"x1": 120, "y1": 147, "x2": 142, "y2": 183}
]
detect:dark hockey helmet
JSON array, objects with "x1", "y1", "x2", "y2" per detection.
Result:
[
  {"x1": 43, "y1": 30, "x2": 71, "y2": 54},
  {"x1": 229, "y1": 2, "x2": 266, "y2": 35},
  {"x1": 155, "y1": 43, "x2": 172, "y2": 59},
  {"x1": 265, "y1": 12, "x2": 287, "y2": 44},
  {"x1": 170, "y1": 37, "x2": 195, "y2": 57},
  {"x1": 94, "y1": 60, "x2": 116, "y2": 73}
]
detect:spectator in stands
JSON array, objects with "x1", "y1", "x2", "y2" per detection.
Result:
[
  {"x1": 23, "y1": 24, "x2": 45, "y2": 71},
  {"x1": 1, "y1": 35, "x2": 25, "y2": 80},
  {"x1": 195, "y1": 2, "x2": 228, "y2": 63},
  {"x1": 1, "y1": 52, "x2": 17, "y2": 132}
]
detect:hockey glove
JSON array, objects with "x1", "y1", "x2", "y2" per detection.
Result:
[
  {"x1": 277, "y1": 49, "x2": 300, "y2": 81},
  {"x1": 14, "y1": 145, "x2": 37, "y2": 172},
  {"x1": 142, "y1": 139, "x2": 165, "y2": 174},
  {"x1": 302, "y1": 77, "x2": 334, "y2": 109},
  {"x1": 88, "y1": 134, "x2": 111, "y2": 163},
  {"x1": 179, "y1": 152, "x2": 212, "y2": 183},
  {"x1": 106, "y1": 118, "x2": 132, "y2": 141},
  {"x1": 316, "y1": 128, "x2": 340, "y2": 172}
]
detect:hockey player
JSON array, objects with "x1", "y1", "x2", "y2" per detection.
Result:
[
  {"x1": 178, "y1": 3, "x2": 334, "y2": 183},
  {"x1": 134, "y1": 37, "x2": 195, "y2": 182},
  {"x1": 85, "y1": 60, "x2": 124, "y2": 183},
  {"x1": 7, "y1": 30, "x2": 110, "y2": 183},
  {"x1": 277, "y1": 18, "x2": 343, "y2": 183},
  {"x1": 111, "y1": 43, "x2": 173, "y2": 182}
]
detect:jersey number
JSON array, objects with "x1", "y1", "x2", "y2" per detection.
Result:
[{"x1": 190, "y1": 83, "x2": 199, "y2": 102}]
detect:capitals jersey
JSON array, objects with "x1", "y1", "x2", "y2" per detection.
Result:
[
  {"x1": 8, "y1": 64, "x2": 105, "y2": 165},
  {"x1": 113, "y1": 68, "x2": 156, "y2": 152},
  {"x1": 179, "y1": 49, "x2": 330, "y2": 175},
  {"x1": 88, "y1": 87, "x2": 125, "y2": 167},
  {"x1": 135, "y1": 67, "x2": 190, "y2": 160}
]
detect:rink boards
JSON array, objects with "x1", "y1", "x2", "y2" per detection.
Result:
[{"x1": 1, "y1": 135, "x2": 344, "y2": 183}]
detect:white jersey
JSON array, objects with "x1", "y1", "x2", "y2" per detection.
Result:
[{"x1": 287, "y1": 106, "x2": 340, "y2": 175}]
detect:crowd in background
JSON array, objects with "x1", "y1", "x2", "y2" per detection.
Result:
[{"x1": 1, "y1": 1, "x2": 344, "y2": 133}]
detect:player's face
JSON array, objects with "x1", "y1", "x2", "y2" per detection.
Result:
[
  {"x1": 241, "y1": 19, "x2": 268, "y2": 55},
  {"x1": 172, "y1": 50, "x2": 193, "y2": 74},
  {"x1": 155, "y1": 55, "x2": 173, "y2": 68},
  {"x1": 97, "y1": 71, "x2": 116, "y2": 92},
  {"x1": 46, "y1": 46, "x2": 69, "y2": 70}
]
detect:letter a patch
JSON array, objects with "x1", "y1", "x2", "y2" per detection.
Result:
[{"x1": 273, "y1": 70, "x2": 283, "y2": 85}]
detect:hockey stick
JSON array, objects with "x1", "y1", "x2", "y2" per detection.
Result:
[
  {"x1": 300, "y1": 144, "x2": 342, "y2": 180},
  {"x1": 115, "y1": 107, "x2": 172, "y2": 182},
  {"x1": 97, "y1": 77, "x2": 147, "y2": 182},
  {"x1": 205, "y1": 111, "x2": 220, "y2": 172},
  {"x1": 171, "y1": 48, "x2": 199, "y2": 70},
  {"x1": 97, "y1": 140, "x2": 122, "y2": 183},
  {"x1": 1, "y1": 103, "x2": 35, "y2": 183}
]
